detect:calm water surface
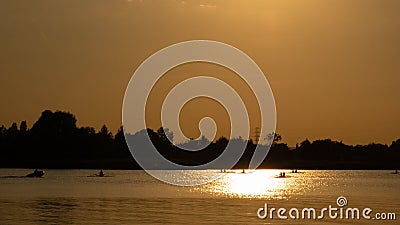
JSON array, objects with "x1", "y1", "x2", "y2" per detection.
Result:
[{"x1": 0, "y1": 169, "x2": 399, "y2": 224}]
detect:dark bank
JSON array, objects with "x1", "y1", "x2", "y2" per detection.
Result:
[{"x1": 0, "y1": 110, "x2": 399, "y2": 170}]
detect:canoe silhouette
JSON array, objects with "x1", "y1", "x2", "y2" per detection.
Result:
[{"x1": 26, "y1": 170, "x2": 45, "y2": 177}]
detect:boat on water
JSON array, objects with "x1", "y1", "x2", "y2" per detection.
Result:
[
  {"x1": 275, "y1": 172, "x2": 288, "y2": 178},
  {"x1": 87, "y1": 170, "x2": 112, "y2": 177},
  {"x1": 26, "y1": 169, "x2": 45, "y2": 178}
]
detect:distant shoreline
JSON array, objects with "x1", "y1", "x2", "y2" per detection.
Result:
[{"x1": 1, "y1": 110, "x2": 399, "y2": 170}]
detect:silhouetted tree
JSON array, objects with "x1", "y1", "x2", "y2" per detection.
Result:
[
  {"x1": 5, "y1": 122, "x2": 19, "y2": 143},
  {"x1": 0, "y1": 125, "x2": 6, "y2": 135},
  {"x1": 99, "y1": 124, "x2": 112, "y2": 139},
  {"x1": 0, "y1": 125, "x2": 6, "y2": 153},
  {"x1": 30, "y1": 110, "x2": 77, "y2": 138},
  {"x1": 0, "y1": 125, "x2": 5, "y2": 140},
  {"x1": 19, "y1": 121, "x2": 27, "y2": 133},
  {"x1": 115, "y1": 126, "x2": 125, "y2": 144},
  {"x1": 0, "y1": 109, "x2": 399, "y2": 169},
  {"x1": 300, "y1": 139, "x2": 311, "y2": 147},
  {"x1": 156, "y1": 127, "x2": 174, "y2": 144},
  {"x1": 114, "y1": 126, "x2": 131, "y2": 159},
  {"x1": 7, "y1": 122, "x2": 18, "y2": 133},
  {"x1": 266, "y1": 132, "x2": 282, "y2": 145}
]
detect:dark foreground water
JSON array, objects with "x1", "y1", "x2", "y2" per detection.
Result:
[{"x1": 0, "y1": 169, "x2": 399, "y2": 224}]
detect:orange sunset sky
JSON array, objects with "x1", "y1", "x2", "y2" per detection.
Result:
[{"x1": 1, "y1": 0, "x2": 399, "y2": 145}]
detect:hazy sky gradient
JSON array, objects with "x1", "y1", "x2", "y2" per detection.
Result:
[{"x1": 1, "y1": 0, "x2": 399, "y2": 145}]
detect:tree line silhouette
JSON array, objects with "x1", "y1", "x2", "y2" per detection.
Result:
[{"x1": 0, "y1": 110, "x2": 399, "y2": 169}]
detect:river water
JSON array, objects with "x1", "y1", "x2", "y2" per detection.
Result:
[{"x1": 0, "y1": 169, "x2": 399, "y2": 224}]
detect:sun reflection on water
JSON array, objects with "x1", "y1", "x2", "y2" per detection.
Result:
[{"x1": 198, "y1": 170, "x2": 303, "y2": 199}]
